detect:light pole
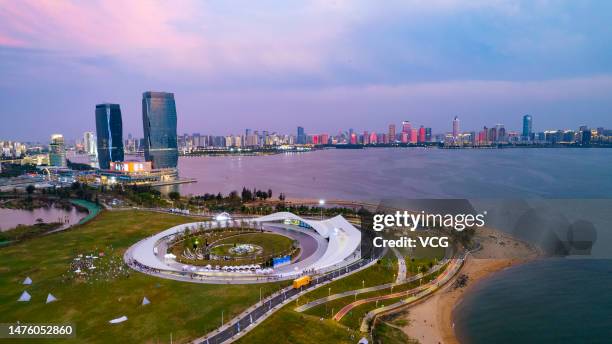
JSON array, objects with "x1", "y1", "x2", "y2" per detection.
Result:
[
  {"x1": 319, "y1": 199, "x2": 325, "y2": 219},
  {"x1": 328, "y1": 287, "x2": 331, "y2": 297}
]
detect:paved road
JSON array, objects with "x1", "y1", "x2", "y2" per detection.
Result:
[{"x1": 193, "y1": 256, "x2": 381, "y2": 344}]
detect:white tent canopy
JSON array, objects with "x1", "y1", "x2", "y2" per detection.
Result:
[
  {"x1": 46, "y1": 293, "x2": 58, "y2": 304},
  {"x1": 109, "y1": 316, "x2": 128, "y2": 324},
  {"x1": 17, "y1": 291, "x2": 31, "y2": 302},
  {"x1": 142, "y1": 297, "x2": 150, "y2": 306},
  {"x1": 22, "y1": 277, "x2": 32, "y2": 285}
]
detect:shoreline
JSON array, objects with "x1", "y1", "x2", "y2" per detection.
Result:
[{"x1": 401, "y1": 227, "x2": 540, "y2": 344}]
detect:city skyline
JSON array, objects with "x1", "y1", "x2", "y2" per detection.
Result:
[{"x1": 1, "y1": 1, "x2": 612, "y2": 141}]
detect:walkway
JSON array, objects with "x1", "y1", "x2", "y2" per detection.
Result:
[
  {"x1": 295, "y1": 255, "x2": 444, "y2": 314},
  {"x1": 392, "y1": 247, "x2": 407, "y2": 283},
  {"x1": 334, "y1": 258, "x2": 461, "y2": 322},
  {"x1": 358, "y1": 256, "x2": 465, "y2": 332}
]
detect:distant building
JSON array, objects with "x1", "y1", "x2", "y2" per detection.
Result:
[
  {"x1": 522, "y1": 115, "x2": 533, "y2": 140},
  {"x1": 83, "y1": 131, "x2": 96, "y2": 156},
  {"x1": 142, "y1": 91, "x2": 178, "y2": 169},
  {"x1": 297, "y1": 126, "x2": 306, "y2": 144},
  {"x1": 388, "y1": 124, "x2": 396, "y2": 143},
  {"x1": 410, "y1": 128, "x2": 418, "y2": 144},
  {"x1": 49, "y1": 134, "x2": 66, "y2": 167},
  {"x1": 425, "y1": 128, "x2": 432, "y2": 142},
  {"x1": 452, "y1": 116, "x2": 460, "y2": 139},
  {"x1": 418, "y1": 126, "x2": 426, "y2": 143},
  {"x1": 401, "y1": 121, "x2": 411, "y2": 134},
  {"x1": 95, "y1": 103, "x2": 124, "y2": 169}
]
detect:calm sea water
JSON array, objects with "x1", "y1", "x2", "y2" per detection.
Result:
[
  {"x1": 176, "y1": 148, "x2": 612, "y2": 200},
  {"x1": 454, "y1": 259, "x2": 612, "y2": 344}
]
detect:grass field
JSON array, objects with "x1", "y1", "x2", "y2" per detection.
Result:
[
  {"x1": 0, "y1": 210, "x2": 289, "y2": 344},
  {"x1": 211, "y1": 232, "x2": 294, "y2": 256}
]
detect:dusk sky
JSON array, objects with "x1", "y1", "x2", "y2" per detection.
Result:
[{"x1": 1, "y1": 0, "x2": 612, "y2": 142}]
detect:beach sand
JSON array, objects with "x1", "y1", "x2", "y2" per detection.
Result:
[{"x1": 401, "y1": 227, "x2": 539, "y2": 344}]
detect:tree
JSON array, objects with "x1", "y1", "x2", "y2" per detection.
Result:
[
  {"x1": 168, "y1": 191, "x2": 181, "y2": 201},
  {"x1": 267, "y1": 189, "x2": 272, "y2": 199},
  {"x1": 26, "y1": 184, "x2": 35, "y2": 195}
]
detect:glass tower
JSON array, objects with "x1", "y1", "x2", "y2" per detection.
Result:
[
  {"x1": 297, "y1": 126, "x2": 305, "y2": 144},
  {"x1": 142, "y1": 91, "x2": 178, "y2": 169},
  {"x1": 523, "y1": 114, "x2": 533, "y2": 140},
  {"x1": 95, "y1": 103, "x2": 124, "y2": 170}
]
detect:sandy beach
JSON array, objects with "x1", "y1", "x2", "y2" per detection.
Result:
[{"x1": 401, "y1": 227, "x2": 540, "y2": 344}]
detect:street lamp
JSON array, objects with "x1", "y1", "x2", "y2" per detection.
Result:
[{"x1": 319, "y1": 199, "x2": 325, "y2": 219}]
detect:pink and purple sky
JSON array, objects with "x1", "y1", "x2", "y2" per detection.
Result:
[{"x1": 1, "y1": 0, "x2": 612, "y2": 141}]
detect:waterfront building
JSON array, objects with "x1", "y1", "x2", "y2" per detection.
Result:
[
  {"x1": 49, "y1": 134, "x2": 66, "y2": 167},
  {"x1": 418, "y1": 126, "x2": 426, "y2": 143},
  {"x1": 369, "y1": 132, "x2": 377, "y2": 144},
  {"x1": 410, "y1": 128, "x2": 418, "y2": 144},
  {"x1": 425, "y1": 127, "x2": 432, "y2": 142},
  {"x1": 452, "y1": 116, "x2": 460, "y2": 139},
  {"x1": 320, "y1": 133, "x2": 329, "y2": 145},
  {"x1": 522, "y1": 115, "x2": 533, "y2": 140},
  {"x1": 296, "y1": 126, "x2": 306, "y2": 145},
  {"x1": 402, "y1": 121, "x2": 411, "y2": 134},
  {"x1": 388, "y1": 124, "x2": 396, "y2": 143},
  {"x1": 95, "y1": 103, "x2": 124, "y2": 170},
  {"x1": 142, "y1": 91, "x2": 178, "y2": 169}
]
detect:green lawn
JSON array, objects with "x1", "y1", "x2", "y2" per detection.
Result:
[
  {"x1": 235, "y1": 308, "x2": 361, "y2": 344},
  {"x1": 0, "y1": 210, "x2": 288, "y2": 343},
  {"x1": 212, "y1": 232, "x2": 294, "y2": 256}
]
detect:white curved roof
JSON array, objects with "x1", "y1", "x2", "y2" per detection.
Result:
[
  {"x1": 128, "y1": 212, "x2": 361, "y2": 279},
  {"x1": 253, "y1": 212, "x2": 362, "y2": 271}
]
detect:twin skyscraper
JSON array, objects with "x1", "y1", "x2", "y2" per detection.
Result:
[{"x1": 95, "y1": 92, "x2": 178, "y2": 170}]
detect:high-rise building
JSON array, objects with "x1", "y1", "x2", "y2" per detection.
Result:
[
  {"x1": 369, "y1": 132, "x2": 377, "y2": 144},
  {"x1": 425, "y1": 128, "x2": 432, "y2": 142},
  {"x1": 388, "y1": 124, "x2": 396, "y2": 143},
  {"x1": 49, "y1": 134, "x2": 66, "y2": 167},
  {"x1": 452, "y1": 116, "x2": 460, "y2": 139},
  {"x1": 418, "y1": 126, "x2": 426, "y2": 143},
  {"x1": 496, "y1": 124, "x2": 506, "y2": 142},
  {"x1": 522, "y1": 115, "x2": 532, "y2": 140},
  {"x1": 410, "y1": 128, "x2": 418, "y2": 144},
  {"x1": 297, "y1": 126, "x2": 306, "y2": 144},
  {"x1": 95, "y1": 103, "x2": 124, "y2": 169},
  {"x1": 401, "y1": 121, "x2": 411, "y2": 133},
  {"x1": 142, "y1": 91, "x2": 178, "y2": 169},
  {"x1": 83, "y1": 131, "x2": 96, "y2": 156}
]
